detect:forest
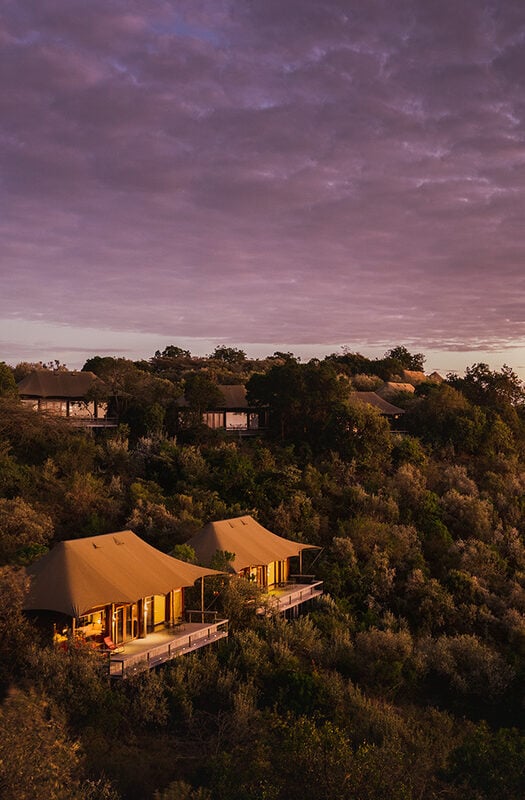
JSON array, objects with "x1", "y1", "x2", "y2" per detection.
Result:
[{"x1": 0, "y1": 345, "x2": 524, "y2": 800}]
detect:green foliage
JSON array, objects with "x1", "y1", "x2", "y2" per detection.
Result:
[
  {"x1": 447, "y1": 722, "x2": 525, "y2": 799},
  {"x1": 384, "y1": 346, "x2": 426, "y2": 372},
  {"x1": 209, "y1": 549, "x2": 236, "y2": 572},
  {"x1": 171, "y1": 543, "x2": 197, "y2": 563},
  {"x1": 183, "y1": 373, "x2": 223, "y2": 418},
  {"x1": 0, "y1": 397, "x2": 74, "y2": 464},
  {"x1": 26, "y1": 638, "x2": 114, "y2": 727},
  {"x1": 0, "y1": 689, "x2": 119, "y2": 800},
  {"x1": 209, "y1": 346, "x2": 247, "y2": 364},
  {"x1": 155, "y1": 346, "x2": 192, "y2": 359},
  {"x1": 154, "y1": 782, "x2": 211, "y2": 800},
  {"x1": 448, "y1": 362, "x2": 525, "y2": 409},
  {"x1": 2, "y1": 346, "x2": 525, "y2": 798},
  {"x1": 247, "y1": 362, "x2": 392, "y2": 472},
  {"x1": 82, "y1": 357, "x2": 179, "y2": 438},
  {"x1": 0, "y1": 566, "x2": 34, "y2": 693},
  {"x1": 424, "y1": 634, "x2": 514, "y2": 701},
  {"x1": 406, "y1": 384, "x2": 487, "y2": 453},
  {"x1": 0, "y1": 497, "x2": 53, "y2": 565},
  {"x1": 0, "y1": 362, "x2": 17, "y2": 397}
]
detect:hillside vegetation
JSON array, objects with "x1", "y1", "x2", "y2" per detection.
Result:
[{"x1": 1, "y1": 348, "x2": 525, "y2": 799}]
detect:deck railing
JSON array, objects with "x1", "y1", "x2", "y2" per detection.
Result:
[
  {"x1": 68, "y1": 417, "x2": 119, "y2": 428},
  {"x1": 184, "y1": 609, "x2": 223, "y2": 624},
  {"x1": 273, "y1": 581, "x2": 323, "y2": 611},
  {"x1": 109, "y1": 619, "x2": 229, "y2": 678}
]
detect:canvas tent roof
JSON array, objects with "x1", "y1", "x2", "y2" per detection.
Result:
[
  {"x1": 17, "y1": 371, "x2": 102, "y2": 399},
  {"x1": 186, "y1": 515, "x2": 318, "y2": 573},
  {"x1": 24, "y1": 530, "x2": 222, "y2": 619}
]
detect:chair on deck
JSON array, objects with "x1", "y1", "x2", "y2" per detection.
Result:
[{"x1": 102, "y1": 636, "x2": 124, "y2": 654}]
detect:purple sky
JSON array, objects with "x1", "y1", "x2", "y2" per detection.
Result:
[{"x1": 2, "y1": 1, "x2": 525, "y2": 374}]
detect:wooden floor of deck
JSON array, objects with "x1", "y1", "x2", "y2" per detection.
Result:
[
  {"x1": 108, "y1": 620, "x2": 228, "y2": 677},
  {"x1": 264, "y1": 581, "x2": 323, "y2": 613}
]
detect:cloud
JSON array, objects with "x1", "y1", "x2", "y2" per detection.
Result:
[{"x1": 1, "y1": 0, "x2": 525, "y2": 361}]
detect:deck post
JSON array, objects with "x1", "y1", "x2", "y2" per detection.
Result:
[
  {"x1": 201, "y1": 577, "x2": 205, "y2": 623},
  {"x1": 137, "y1": 598, "x2": 146, "y2": 638}
]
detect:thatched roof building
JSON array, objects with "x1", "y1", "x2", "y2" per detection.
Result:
[{"x1": 350, "y1": 391, "x2": 405, "y2": 418}]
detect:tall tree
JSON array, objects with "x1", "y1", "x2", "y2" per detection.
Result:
[
  {"x1": 0, "y1": 363, "x2": 17, "y2": 398},
  {"x1": 209, "y1": 345, "x2": 247, "y2": 364},
  {"x1": 448, "y1": 363, "x2": 525, "y2": 409},
  {"x1": 384, "y1": 346, "x2": 426, "y2": 372}
]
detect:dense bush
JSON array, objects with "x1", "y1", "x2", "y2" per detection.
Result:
[{"x1": 0, "y1": 353, "x2": 524, "y2": 797}]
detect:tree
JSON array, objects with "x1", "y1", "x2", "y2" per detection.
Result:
[
  {"x1": 247, "y1": 360, "x2": 347, "y2": 447},
  {"x1": 0, "y1": 566, "x2": 34, "y2": 692},
  {"x1": 0, "y1": 690, "x2": 118, "y2": 800},
  {"x1": 183, "y1": 373, "x2": 223, "y2": 421},
  {"x1": 328, "y1": 399, "x2": 393, "y2": 471},
  {"x1": 154, "y1": 782, "x2": 211, "y2": 800},
  {"x1": 447, "y1": 722, "x2": 525, "y2": 800},
  {"x1": 12, "y1": 361, "x2": 68, "y2": 382},
  {"x1": 269, "y1": 351, "x2": 298, "y2": 362},
  {"x1": 149, "y1": 347, "x2": 193, "y2": 383},
  {"x1": 82, "y1": 356, "x2": 179, "y2": 437},
  {"x1": 405, "y1": 385, "x2": 487, "y2": 453},
  {"x1": 209, "y1": 345, "x2": 246, "y2": 364},
  {"x1": 384, "y1": 346, "x2": 426, "y2": 372},
  {"x1": 154, "y1": 345, "x2": 191, "y2": 359},
  {"x1": 0, "y1": 497, "x2": 54, "y2": 565},
  {"x1": 0, "y1": 363, "x2": 17, "y2": 398},
  {"x1": 0, "y1": 397, "x2": 74, "y2": 465},
  {"x1": 448, "y1": 363, "x2": 525, "y2": 410}
]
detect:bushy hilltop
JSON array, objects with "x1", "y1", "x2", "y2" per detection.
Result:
[{"x1": 1, "y1": 347, "x2": 525, "y2": 800}]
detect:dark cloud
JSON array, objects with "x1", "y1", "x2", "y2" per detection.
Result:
[{"x1": 1, "y1": 0, "x2": 525, "y2": 359}]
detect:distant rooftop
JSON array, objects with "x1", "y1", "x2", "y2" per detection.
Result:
[
  {"x1": 350, "y1": 391, "x2": 405, "y2": 417},
  {"x1": 17, "y1": 370, "x2": 101, "y2": 399}
]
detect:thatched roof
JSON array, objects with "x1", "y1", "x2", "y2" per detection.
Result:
[
  {"x1": 216, "y1": 385, "x2": 250, "y2": 408},
  {"x1": 24, "y1": 531, "x2": 221, "y2": 619},
  {"x1": 350, "y1": 391, "x2": 405, "y2": 417},
  {"x1": 186, "y1": 515, "x2": 318, "y2": 572},
  {"x1": 376, "y1": 382, "x2": 415, "y2": 400},
  {"x1": 401, "y1": 370, "x2": 428, "y2": 385},
  {"x1": 17, "y1": 371, "x2": 102, "y2": 399},
  {"x1": 176, "y1": 384, "x2": 262, "y2": 409}
]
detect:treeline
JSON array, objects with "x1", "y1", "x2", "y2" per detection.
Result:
[{"x1": 0, "y1": 349, "x2": 525, "y2": 799}]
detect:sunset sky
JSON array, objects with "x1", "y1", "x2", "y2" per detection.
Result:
[{"x1": 2, "y1": 1, "x2": 525, "y2": 375}]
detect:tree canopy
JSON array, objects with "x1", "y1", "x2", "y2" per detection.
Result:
[{"x1": 1, "y1": 345, "x2": 524, "y2": 799}]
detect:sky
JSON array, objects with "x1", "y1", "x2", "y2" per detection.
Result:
[{"x1": 1, "y1": 0, "x2": 525, "y2": 376}]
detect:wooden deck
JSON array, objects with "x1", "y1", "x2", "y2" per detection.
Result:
[
  {"x1": 67, "y1": 417, "x2": 119, "y2": 428},
  {"x1": 108, "y1": 618, "x2": 228, "y2": 677},
  {"x1": 263, "y1": 580, "x2": 323, "y2": 614}
]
